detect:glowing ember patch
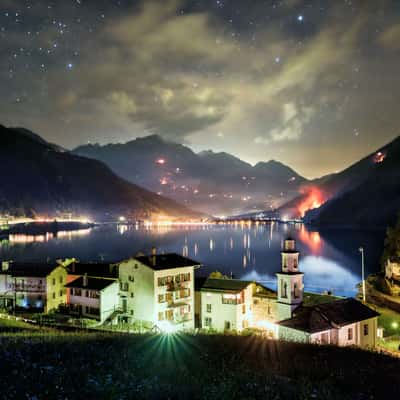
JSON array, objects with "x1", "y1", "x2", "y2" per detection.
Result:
[{"x1": 373, "y1": 151, "x2": 386, "y2": 164}]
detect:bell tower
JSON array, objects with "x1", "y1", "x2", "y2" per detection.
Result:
[{"x1": 276, "y1": 237, "x2": 304, "y2": 321}]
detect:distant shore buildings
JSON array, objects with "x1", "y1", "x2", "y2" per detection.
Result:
[{"x1": 0, "y1": 239, "x2": 379, "y2": 349}]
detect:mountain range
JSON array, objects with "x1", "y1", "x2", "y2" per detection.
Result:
[
  {"x1": 74, "y1": 135, "x2": 307, "y2": 215},
  {"x1": 2, "y1": 123, "x2": 399, "y2": 228},
  {"x1": 0, "y1": 125, "x2": 200, "y2": 220}
]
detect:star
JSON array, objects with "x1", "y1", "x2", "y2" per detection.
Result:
[
  {"x1": 297, "y1": 15, "x2": 304, "y2": 22},
  {"x1": 67, "y1": 63, "x2": 73, "y2": 70}
]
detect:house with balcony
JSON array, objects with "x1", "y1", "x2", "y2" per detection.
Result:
[
  {"x1": 117, "y1": 251, "x2": 199, "y2": 331},
  {"x1": 0, "y1": 261, "x2": 68, "y2": 312},
  {"x1": 65, "y1": 274, "x2": 119, "y2": 323}
]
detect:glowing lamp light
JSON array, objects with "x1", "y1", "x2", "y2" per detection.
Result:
[
  {"x1": 391, "y1": 321, "x2": 399, "y2": 329},
  {"x1": 159, "y1": 321, "x2": 178, "y2": 334},
  {"x1": 156, "y1": 158, "x2": 166, "y2": 165}
]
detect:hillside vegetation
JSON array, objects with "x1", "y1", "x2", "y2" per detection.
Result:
[{"x1": 0, "y1": 318, "x2": 399, "y2": 400}]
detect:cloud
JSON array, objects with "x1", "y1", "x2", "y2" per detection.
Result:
[{"x1": 379, "y1": 24, "x2": 400, "y2": 50}]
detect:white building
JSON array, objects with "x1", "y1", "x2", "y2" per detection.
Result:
[
  {"x1": 275, "y1": 238, "x2": 379, "y2": 349},
  {"x1": 0, "y1": 261, "x2": 68, "y2": 312},
  {"x1": 195, "y1": 277, "x2": 277, "y2": 333},
  {"x1": 65, "y1": 275, "x2": 119, "y2": 323},
  {"x1": 117, "y1": 252, "x2": 199, "y2": 331}
]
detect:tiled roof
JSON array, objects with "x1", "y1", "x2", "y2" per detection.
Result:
[
  {"x1": 200, "y1": 278, "x2": 252, "y2": 292},
  {"x1": 135, "y1": 253, "x2": 200, "y2": 271},
  {"x1": 65, "y1": 276, "x2": 117, "y2": 291},
  {"x1": 0, "y1": 262, "x2": 60, "y2": 277},
  {"x1": 279, "y1": 298, "x2": 380, "y2": 334},
  {"x1": 68, "y1": 262, "x2": 119, "y2": 278}
]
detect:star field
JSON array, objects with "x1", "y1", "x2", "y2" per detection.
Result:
[{"x1": 1, "y1": 0, "x2": 400, "y2": 178}]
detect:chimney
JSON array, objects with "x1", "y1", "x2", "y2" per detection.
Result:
[
  {"x1": 83, "y1": 273, "x2": 88, "y2": 287},
  {"x1": 151, "y1": 247, "x2": 157, "y2": 266}
]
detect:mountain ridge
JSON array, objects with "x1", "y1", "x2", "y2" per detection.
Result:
[
  {"x1": 73, "y1": 135, "x2": 308, "y2": 215},
  {"x1": 0, "y1": 125, "x2": 201, "y2": 220}
]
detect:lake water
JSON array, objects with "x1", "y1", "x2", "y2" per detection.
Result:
[{"x1": 0, "y1": 223, "x2": 386, "y2": 297}]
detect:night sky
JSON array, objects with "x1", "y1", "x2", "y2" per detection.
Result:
[{"x1": 1, "y1": 0, "x2": 400, "y2": 178}]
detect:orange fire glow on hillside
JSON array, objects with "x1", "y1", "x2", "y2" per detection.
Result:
[{"x1": 297, "y1": 186, "x2": 326, "y2": 217}]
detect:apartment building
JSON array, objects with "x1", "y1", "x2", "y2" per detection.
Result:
[
  {"x1": 0, "y1": 261, "x2": 68, "y2": 312},
  {"x1": 118, "y1": 252, "x2": 199, "y2": 331}
]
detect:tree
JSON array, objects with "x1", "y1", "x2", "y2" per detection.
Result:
[
  {"x1": 208, "y1": 271, "x2": 230, "y2": 279},
  {"x1": 381, "y1": 212, "x2": 400, "y2": 270}
]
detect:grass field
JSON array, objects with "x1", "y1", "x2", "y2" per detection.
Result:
[{"x1": 1, "y1": 318, "x2": 400, "y2": 400}]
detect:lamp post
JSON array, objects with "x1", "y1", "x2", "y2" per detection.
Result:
[{"x1": 359, "y1": 247, "x2": 366, "y2": 302}]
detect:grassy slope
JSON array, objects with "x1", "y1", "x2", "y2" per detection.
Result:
[{"x1": 1, "y1": 319, "x2": 400, "y2": 400}]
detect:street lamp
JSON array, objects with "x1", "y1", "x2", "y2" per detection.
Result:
[{"x1": 359, "y1": 247, "x2": 366, "y2": 302}]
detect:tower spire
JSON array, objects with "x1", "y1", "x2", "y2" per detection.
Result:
[{"x1": 276, "y1": 237, "x2": 304, "y2": 321}]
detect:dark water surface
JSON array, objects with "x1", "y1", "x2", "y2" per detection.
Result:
[{"x1": 0, "y1": 223, "x2": 385, "y2": 297}]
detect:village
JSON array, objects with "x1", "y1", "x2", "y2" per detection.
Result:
[{"x1": 0, "y1": 238, "x2": 385, "y2": 349}]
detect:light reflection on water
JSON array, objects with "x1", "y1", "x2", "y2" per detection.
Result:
[{"x1": 0, "y1": 223, "x2": 385, "y2": 297}]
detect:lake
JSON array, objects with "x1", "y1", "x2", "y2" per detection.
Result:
[{"x1": 0, "y1": 222, "x2": 386, "y2": 297}]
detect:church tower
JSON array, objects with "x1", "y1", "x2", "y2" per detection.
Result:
[{"x1": 276, "y1": 237, "x2": 304, "y2": 321}]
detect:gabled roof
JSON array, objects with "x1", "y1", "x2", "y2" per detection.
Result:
[
  {"x1": 278, "y1": 298, "x2": 380, "y2": 334},
  {"x1": 65, "y1": 276, "x2": 117, "y2": 291},
  {"x1": 0, "y1": 262, "x2": 61, "y2": 278},
  {"x1": 68, "y1": 262, "x2": 119, "y2": 278},
  {"x1": 199, "y1": 278, "x2": 252, "y2": 293},
  {"x1": 135, "y1": 253, "x2": 200, "y2": 271}
]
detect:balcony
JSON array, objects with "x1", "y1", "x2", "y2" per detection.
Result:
[{"x1": 166, "y1": 282, "x2": 188, "y2": 291}]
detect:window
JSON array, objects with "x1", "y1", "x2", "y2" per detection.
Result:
[
  {"x1": 59, "y1": 276, "x2": 63, "y2": 284},
  {"x1": 206, "y1": 304, "x2": 212, "y2": 313},
  {"x1": 52, "y1": 292, "x2": 56, "y2": 299},
  {"x1": 242, "y1": 304, "x2": 246, "y2": 314},
  {"x1": 267, "y1": 305, "x2": 271, "y2": 315},
  {"x1": 52, "y1": 278, "x2": 56, "y2": 285},
  {"x1": 120, "y1": 282, "x2": 129, "y2": 291},
  {"x1": 253, "y1": 299, "x2": 259, "y2": 305},
  {"x1": 281, "y1": 280, "x2": 287, "y2": 298},
  {"x1": 158, "y1": 294, "x2": 165, "y2": 303},
  {"x1": 294, "y1": 283, "x2": 298, "y2": 298},
  {"x1": 347, "y1": 328, "x2": 353, "y2": 341},
  {"x1": 59, "y1": 290, "x2": 63, "y2": 297},
  {"x1": 130, "y1": 292, "x2": 134, "y2": 298},
  {"x1": 158, "y1": 312, "x2": 164, "y2": 321},
  {"x1": 205, "y1": 317, "x2": 212, "y2": 327},
  {"x1": 363, "y1": 324, "x2": 369, "y2": 336},
  {"x1": 224, "y1": 321, "x2": 231, "y2": 330}
]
